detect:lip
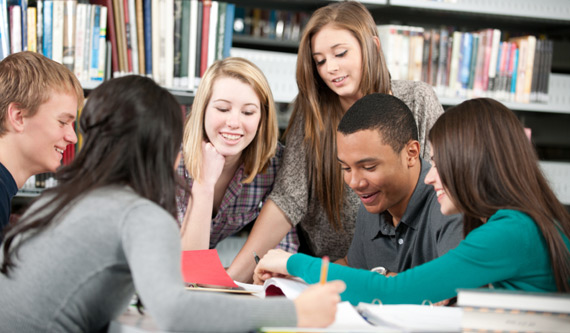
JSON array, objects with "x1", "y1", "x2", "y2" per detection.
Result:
[
  {"x1": 331, "y1": 75, "x2": 347, "y2": 87},
  {"x1": 358, "y1": 191, "x2": 379, "y2": 205},
  {"x1": 219, "y1": 132, "x2": 243, "y2": 145}
]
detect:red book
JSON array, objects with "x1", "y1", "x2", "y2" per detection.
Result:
[
  {"x1": 91, "y1": 0, "x2": 119, "y2": 76},
  {"x1": 200, "y1": 0, "x2": 211, "y2": 77}
]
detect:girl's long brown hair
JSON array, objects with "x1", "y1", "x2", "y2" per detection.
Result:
[
  {"x1": 429, "y1": 98, "x2": 570, "y2": 291},
  {"x1": 285, "y1": 1, "x2": 391, "y2": 230}
]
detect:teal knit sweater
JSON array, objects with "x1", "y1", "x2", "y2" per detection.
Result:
[{"x1": 288, "y1": 209, "x2": 569, "y2": 305}]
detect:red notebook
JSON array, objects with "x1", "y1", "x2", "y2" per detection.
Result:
[{"x1": 181, "y1": 249, "x2": 238, "y2": 288}]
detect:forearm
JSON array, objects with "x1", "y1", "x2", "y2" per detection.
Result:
[
  {"x1": 227, "y1": 199, "x2": 294, "y2": 282},
  {"x1": 180, "y1": 182, "x2": 215, "y2": 250}
]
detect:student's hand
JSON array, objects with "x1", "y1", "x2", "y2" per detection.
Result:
[
  {"x1": 253, "y1": 249, "x2": 293, "y2": 284},
  {"x1": 294, "y1": 281, "x2": 346, "y2": 327},
  {"x1": 199, "y1": 141, "x2": 225, "y2": 187}
]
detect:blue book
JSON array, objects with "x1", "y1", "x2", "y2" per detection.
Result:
[
  {"x1": 90, "y1": 5, "x2": 101, "y2": 81},
  {"x1": 42, "y1": 0, "x2": 52, "y2": 59},
  {"x1": 458, "y1": 32, "x2": 473, "y2": 89},
  {"x1": 19, "y1": 0, "x2": 27, "y2": 51},
  {"x1": 510, "y1": 48, "x2": 519, "y2": 95},
  {"x1": 143, "y1": 0, "x2": 152, "y2": 76},
  {"x1": 222, "y1": 3, "x2": 235, "y2": 59}
]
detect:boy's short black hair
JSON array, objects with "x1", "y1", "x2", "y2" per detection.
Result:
[{"x1": 337, "y1": 93, "x2": 418, "y2": 153}]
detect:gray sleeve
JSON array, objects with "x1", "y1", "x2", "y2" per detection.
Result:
[
  {"x1": 268, "y1": 113, "x2": 309, "y2": 227},
  {"x1": 120, "y1": 203, "x2": 297, "y2": 332},
  {"x1": 346, "y1": 205, "x2": 368, "y2": 269}
]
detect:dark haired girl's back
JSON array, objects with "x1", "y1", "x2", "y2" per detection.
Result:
[{"x1": 0, "y1": 76, "x2": 299, "y2": 332}]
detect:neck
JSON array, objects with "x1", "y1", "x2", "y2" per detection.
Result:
[
  {"x1": 222, "y1": 153, "x2": 242, "y2": 177},
  {"x1": 388, "y1": 162, "x2": 422, "y2": 227},
  {"x1": 0, "y1": 140, "x2": 32, "y2": 188}
]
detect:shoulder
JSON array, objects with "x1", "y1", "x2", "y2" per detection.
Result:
[
  {"x1": 488, "y1": 209, "x2": 536, "y2": 228},
  {"x1": 391, "y1": 80, "x2": 441, "y2": 111}
]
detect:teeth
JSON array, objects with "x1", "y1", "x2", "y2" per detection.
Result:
[
  {"x1": 55, "y1": 148, "x2": 64, "y2": 154},
  {"x1": 436, "y1": 190, "x2": 445, "y2": 197},
  {"x1": 333, "y1": 76, "x2": 346, "y2": 83},
  {"x1": 222, "y1": 133, "x2": 241, "y2": 140}
]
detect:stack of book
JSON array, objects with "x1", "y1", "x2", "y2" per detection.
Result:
[
  {"x1": 378, "y1": 24, "x2": 554, "y2": 104},
  {"x1": 457, "y1": 288, "x2": 570, "y2": 332}
]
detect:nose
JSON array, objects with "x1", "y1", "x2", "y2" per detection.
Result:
[
  {"x1": 226, "y1": 110, "x2": 240, "y2": 128},
  {"x1": 346, "y1": 171, "x2": 366, "y2": 191},
  {"x1": 326, "y1": 57, "x2": 339, "y2": 73},
  {"x1": 65, "y1": 124, "x2": 78, "y2": 145},
  {"x1": 424, "y1": 166, "x2": 435, "y2": 186}
]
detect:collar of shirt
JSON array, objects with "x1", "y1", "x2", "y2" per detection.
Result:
[{"x1": 372, "y1": 158, "x2": 432, "y2": 239}]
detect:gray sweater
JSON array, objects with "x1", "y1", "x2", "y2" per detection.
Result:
[
  {"x1": 0, "y1": 186, "x2": 296, "y2": 332},
  {"x1": 269, "y1": 80, "x2": 444, "y2": 261}
]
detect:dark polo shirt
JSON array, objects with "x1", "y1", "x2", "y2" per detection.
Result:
[
  {"x1": 347, "y1": 158, "x2": 463, "y2": 273},
  {"x1": 1, "y1": 162, "x2": 18, "y2": 238}
]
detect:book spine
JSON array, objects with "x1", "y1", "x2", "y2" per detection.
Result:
[
  {"x1": 127, "y1": 0, "x2": 138, "y2": 74},
  {"x1": 36, "y1": 0, "x2": 42, "y2": 55},
  {"x1": 51, "y1": 1, "x2": 63, "y2": 63},
  {"x1": 179, "y1": 0, "x2": 190, "y2": 88},
  {"x1": 62, "y1": 0, "x2": 76, "y2": 71},
  {"x1": 90, "y1": 5, "x2": 101, "y2": 81},
  {"x1": 10, "y1": 5, "x2": 22, "y2": 54},
  {"x1": 26, "y1": 7, "x2": 36, "y2": 52},
  {"x1": 187, "y1": 0, "x2": 198, "y2": 90},
  {"x1": 20, "y1": 0, "x2": 27, "y2": 51},
  {"x1": 122, "y1": 0, "x2": 133, "y2": 74},
  {"x1": 200, "y1": 0, "x2": 210, "y2": 77},
  {"x1": 222, "y1": 3, "x2": 234, "y2": 59},
  {"x1": 82, "y1": 4, "x2": 93, "y2": 80},
  {"x1": 135, "y1": 0, "x2": 144, "y2": 74},
  {"x1": 73, "y1": 3, "x2": 86, "y2": 79},
  {"x1": 173, "y1": 0, "x2": 183, "y2": 87},
  {"x1": 97, "y1": 6, "x2": 107, "y2": 80},
  {"x1": 143, "y1": 0, "x2": 152, "y2": 76},
  {"x1": 43, "y1": 1, "x2": 52, "y2": 58}
]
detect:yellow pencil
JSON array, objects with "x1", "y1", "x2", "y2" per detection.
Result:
[{"x1": 319, "y1": 256, "x2": 329, "y2": 285}]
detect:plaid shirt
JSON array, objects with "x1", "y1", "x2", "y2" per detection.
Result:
[{"x1": 176, "y1": 143, "x2": 299, "y2": 252}]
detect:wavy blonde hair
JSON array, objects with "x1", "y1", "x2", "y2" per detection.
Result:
[{"x1": 183, "y1": 57, "x2": 278, "y2": 183}]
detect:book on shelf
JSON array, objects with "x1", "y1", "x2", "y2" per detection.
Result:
[
  {"x1": 458, "y1": 288, "x2": 570, "y2": 333},
  {"x1": 26, "y1": 6, "x2": 36, "y2": 52},
  {"x1": 377, "y1": 22, "x2": 554, "y2": 105}
]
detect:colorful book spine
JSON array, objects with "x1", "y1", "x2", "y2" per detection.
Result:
[
  {"x1": 26, "y1": 7, "x2": 36, "y2": 52},
  {"x1": 222, "y1": 3, "x2": 235, "y2": 59},
  {"x1": 97, "y1": 6, "x2": 108, "y2": 80},
  {"x1": 10, "y1": 5, "x2": 22, "y2": 54},
  {"x1": 143, "y1": 0, "x2": 152, "y2": 76},
  {"x1": 42, "y1": 1, "x2": 53, "y2": 59},
  {"x1": 62, "y1": 0, "x2": 76, "y2": 71},
  {"x1": 90, "y1": 5, "x2": 101, "y2": 81}
]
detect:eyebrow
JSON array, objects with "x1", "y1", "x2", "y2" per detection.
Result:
[
  {"x1": 312, "y1": 43, "x2": 348, "y2": 56},
  {"x1": 212, "y1": 99, "x2": 259, "y2": 109},
  {"x1": 60, "y1": 112, "x2": 76, "y2": 121},
  {"x1": 337, "y1": 157, "x2": 378, "y2": 165}
]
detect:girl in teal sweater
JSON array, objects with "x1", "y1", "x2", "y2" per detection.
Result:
[{"x1": 254, "y1": 98, "x2": 570, "y2": 305}]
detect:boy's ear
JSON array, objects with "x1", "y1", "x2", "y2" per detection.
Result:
[
  {"x1": 6, "y1": 103, "x2": 26, "y2": 132},
  {"x1": 405, "y1": 140, "x2": 421, "y2": 167}
]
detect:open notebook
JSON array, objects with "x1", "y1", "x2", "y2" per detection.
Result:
[{"x1": 238, "y1": 277, "x2": 461, "y2": 332}]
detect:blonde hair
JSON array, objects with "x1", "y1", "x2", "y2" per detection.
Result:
[
  {"x1": 183, "y1": 57, "x2": 279, "y2": 183},
  {"x1": 286, "y1": 1, "x2": 391, "y2": 230},
  {"x1": 0, "y1": 51, "x2": 84, "y2": 136}
]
